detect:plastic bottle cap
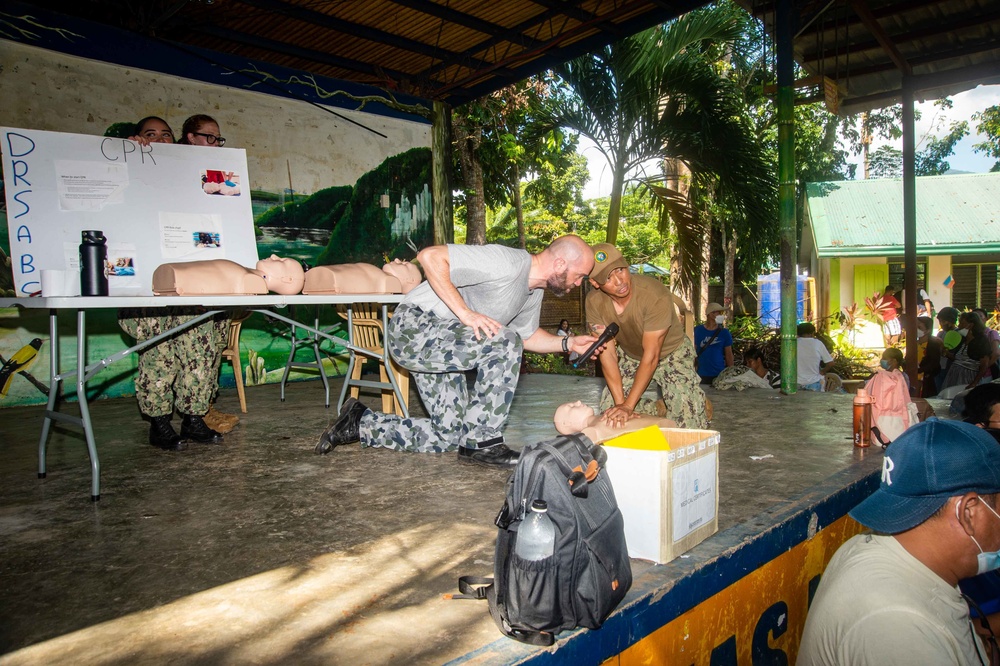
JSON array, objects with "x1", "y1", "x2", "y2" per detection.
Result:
[{"x1": 531, "y1": 499, "x2": 548, "y2": 512}]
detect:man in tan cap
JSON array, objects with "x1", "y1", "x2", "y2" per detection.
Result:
[
  {"x1": 695, "y1": 301, "x2": 734, "y2": 384},
  {"x1": 585, "y1": 243, "x2": 707, "y2": 429}
]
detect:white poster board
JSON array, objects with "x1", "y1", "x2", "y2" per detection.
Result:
[{"x1": 2, "y1": 127, "x2": 258, "y2": 296}]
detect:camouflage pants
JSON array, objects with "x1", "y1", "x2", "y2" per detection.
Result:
[
  {"x1": 359, "y1": 304, "x2": 523, "y2": 453},
  {"x1": 599, "y1": 336, "x2": 708, "y2": 429},
  {"x1": 119, "y1": 308, "x2": 229, "y2": 417}
]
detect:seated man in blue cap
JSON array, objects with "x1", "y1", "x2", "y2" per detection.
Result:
[{"x1": 799, "y1": 419, "x2": 1000, "y2": 665}]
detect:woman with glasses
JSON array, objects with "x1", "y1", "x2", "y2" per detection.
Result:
[{"x1": 177, "y1": 114, "x2": 226, "y2": 147}]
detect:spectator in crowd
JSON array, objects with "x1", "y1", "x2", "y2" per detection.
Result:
[
  {"x1": 916, "y1": 316, "x2": 944, "y2": 398},
  {"x1": 942, "y1": 311, "x2": 994, "y2": 391},
  {"x1": 963, "y1": 383, "x2": 1000, "y2": 444},
  {"x1": 694, "y1": 302, "x2": 734, "y2": 384},
  {"x1": 799, "y1": 419, "x2": 1000, "y2": 665},
  {"x1": 796, "y1": 322, "x2": 835, "y2": 391},
  {"x1": 881, "y1": 285, "x2": 902, "y2": 347},
  {"x1": 936, "y1": 306, "x2": 961, "y2": 392},
  {"x1": 973, "y1": 308, "x2": 1000, "y2": 381},
  {"x1": 556, "y1": 319, "x2": 572, "y2": 337}
]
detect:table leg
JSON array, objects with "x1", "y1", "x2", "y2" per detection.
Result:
[
  {"x1": 37, "y1": 309, "x2": 60, "y2": 479},
  {"x1": 74, "y1": 310, "x2": 101, "y2": 502}
]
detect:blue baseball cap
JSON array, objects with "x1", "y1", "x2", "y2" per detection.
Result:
[{"x1": 850, "y1": 419, "x2": 1000, "y2": 534}]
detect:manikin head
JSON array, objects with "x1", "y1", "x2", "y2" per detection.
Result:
[
  {"x1": 382, "y1": 259, "x2": 422, "y2": 294},
  {"x1": 554, "y1": 400, "x2": 596, "y2": 435},
  {"x1": 255, "y1": 255, "x2": 305, "y2": 295}
]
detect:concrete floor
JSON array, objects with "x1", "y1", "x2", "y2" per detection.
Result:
[{"x1": 0, "y1": 374, "x2": 950, "y2": 665}]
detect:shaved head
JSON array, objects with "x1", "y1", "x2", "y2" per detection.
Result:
[
  {"x1": 539, "y1": 235, "x2": 595, "y2": 296},
  {"x1": 548, "y1": 235, "x2": 593, "y2": 270}
]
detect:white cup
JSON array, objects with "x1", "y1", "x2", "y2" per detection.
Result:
[{"x1": 40, "y1": 270, "x2": 81, "y2": 297}]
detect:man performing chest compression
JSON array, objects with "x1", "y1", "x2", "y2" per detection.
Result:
[{"x1": 585, "y1": 244, "x2": 708, "y2": 430}]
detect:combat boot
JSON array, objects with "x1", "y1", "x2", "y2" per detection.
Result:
[
  {"x1": 180, "y1": 414, "x2": 223, "y2": 443},
  {"x1": 150, "y1": 415, "x2": 187, "y2": 451}
]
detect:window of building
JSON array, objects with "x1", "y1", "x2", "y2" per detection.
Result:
[
  {"x1": 886, "y1": 258, "x2": 928, "y2": 292},
  {"x1": 951, "y1": 262, "x2": 999, "y2": 311}
]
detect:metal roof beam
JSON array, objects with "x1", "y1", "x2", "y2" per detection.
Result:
[
  {"x1": 529, "y1": 0, "x2": 625, "y2": 39},
  {"x1": 188, "y1": 23, "x2": 413, "y2": 83},
  {"x1": 801, "y1": 8, "x2": 1000, "y2": 64},
  {"x1": 387, "y1": 0, "x2": 547, "y2": 51},
  {"x1": 849, "y1": 0, "x2": 912, "y2": 76},
  {"x1": 230, "y1": 0, "x2": 509, "y2": 76},
  {"x1": 446, "y1": 2, "x2": 697, "y2": 103}
]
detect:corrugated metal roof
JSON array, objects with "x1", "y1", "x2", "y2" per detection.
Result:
[
  {"x1": 805, "y1": 172, "x2": 1000, "y2": 257},
  {"x1": 11, "y1": 0, "x2": 702, "y2": 105}
]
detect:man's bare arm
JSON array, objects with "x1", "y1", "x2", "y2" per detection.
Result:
[{"x1": 416, "y1": 245, "x2": 500, "y2": 340}]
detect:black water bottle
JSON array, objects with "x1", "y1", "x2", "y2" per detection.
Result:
[{"x1": 80, "y1": 230, "x2": 108, "y2": 296}]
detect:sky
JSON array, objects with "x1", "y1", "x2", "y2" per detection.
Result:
[{"x1": 578, "y1": 84, "x2": 1000, "y2": 201}]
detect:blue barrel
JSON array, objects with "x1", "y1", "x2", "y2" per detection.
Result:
[{"x1": 758, "y1": 273, "x2": 808, "y2": 327}]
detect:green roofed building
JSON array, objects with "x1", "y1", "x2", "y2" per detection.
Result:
[{"x1": 801, "y1": 172, "x2": 1000, "y2": 345}]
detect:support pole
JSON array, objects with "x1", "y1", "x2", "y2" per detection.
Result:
[
  {"x1": 901, "y1": 82, "x2": 918, "y2": 387},
  {"x1": 432, "y1": 100, "x2": 454, "y2": 245},
  {"x1": 777, "y1": 0, "x2": 798, "y2": 394}
]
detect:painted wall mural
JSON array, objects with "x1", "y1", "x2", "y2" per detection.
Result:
[{"x1": 0, "y1": 4, "x2": 433, "y2": 408}]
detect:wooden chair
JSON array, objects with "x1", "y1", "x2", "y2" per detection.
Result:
[
  {"x1": 221, "y1": 312, "x2": 251, "y2": 413},
  {"x1": 339, "y1": 303, "x2": 409, "y2": 416}
]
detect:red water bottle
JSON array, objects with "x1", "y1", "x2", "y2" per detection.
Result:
[{"x1": 853, "y1": 388, "x2": 874, "y2": 448}]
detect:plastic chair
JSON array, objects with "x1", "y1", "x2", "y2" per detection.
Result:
[
  {"x1": 221, "y1": 312, "x2": 250, "y2": 413},
  {"x1": 339, "y1": 303, "x2": 409, "y2": 416},
  {"x1": 824, "y1": 372, "x2": 843, "y2": 393}
]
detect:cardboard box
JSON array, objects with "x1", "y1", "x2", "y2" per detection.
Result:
[{"x1": 602, "y1": 426, "x2": 720, "y2": 564}]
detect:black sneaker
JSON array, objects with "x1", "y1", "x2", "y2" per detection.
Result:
[
  {"x1": 457, "y1": 443, "x2": 520, "y2": 468},
  {"x1": 316, "y1": 398, "x2": 369, "y2": 454},
  {"x1": 180, "y1": 414, "x2": 223, "y2": 443},
  {"x1": 149, "y1": 415, "x2": 187, "y2": 451}
]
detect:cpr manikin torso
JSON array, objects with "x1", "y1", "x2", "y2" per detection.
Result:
[
  {"x1": 256, "y1": 254, "x2": 305, "y2": 295},
  {"x1": 152, "y1": 259, "x2": 267, "y2": 296},
  {"x1": 302, "y1": 260, "x2": 423, "y2": 295},
  {"x1": 554, "y1": 400, "x2": 676, "y2": 444}
]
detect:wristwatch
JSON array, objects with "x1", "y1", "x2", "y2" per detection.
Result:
[{"x1": 562, "y1": 336, "x2": 569, "y2": 353}]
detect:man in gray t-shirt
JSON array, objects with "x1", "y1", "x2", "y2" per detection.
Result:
[{"x1": 316, "y1": 235, "x2": 598, "y2": 467}]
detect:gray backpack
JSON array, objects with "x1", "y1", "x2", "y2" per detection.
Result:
[{"x1": 457, "y1": 434, "x2": 632, "y2": 646}]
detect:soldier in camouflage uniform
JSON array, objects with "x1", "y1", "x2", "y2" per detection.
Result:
[
  {"x1": 316, "y1": 236, "x2": 600, "y2": 467},
  {"x1": 119, "y1": 308, "x2": 229, "y2": 450},
  {"x1": 586, "y1": 243, "x2": 708, "y2": 430}
]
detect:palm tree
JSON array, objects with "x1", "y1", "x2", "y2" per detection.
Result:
[{"x1": 550, "y1": 7, "x2": 777, "y2": 296}]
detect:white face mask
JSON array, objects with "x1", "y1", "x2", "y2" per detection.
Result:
[
  {"x1": 959, "y1": 328, "x2": 969, "y2": 338},
  {"x1": 959, "y1": 499, "x2": 1000, "y2": 575},
  {"x1": 715, "y1": 315, "x2": 725, "y2": 325},
  {"x1": 917, "y1": 329, "x2": 926, "y2": 339}
]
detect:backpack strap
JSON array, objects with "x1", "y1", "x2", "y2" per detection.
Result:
[{"x1": 452, "y1": 575, "x2": 493, "y2": 600}]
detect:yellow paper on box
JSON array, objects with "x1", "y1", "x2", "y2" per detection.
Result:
[{"x1": 602, "y1": 425, "x2": 670, "y2": 450}]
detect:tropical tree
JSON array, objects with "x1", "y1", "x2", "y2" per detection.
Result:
[
  {"x1": 973, "y1": 105, "x2": 1000, "y2": 171},
  {"x1": 548, "y1": 7, "x2": 777, "y2": 299},
  {"x1": 453, "y1": 78, "x2": 581, "y2": 247},
  {"x1": 863, "y1": 119, "x2": 969, "y2": 178}
]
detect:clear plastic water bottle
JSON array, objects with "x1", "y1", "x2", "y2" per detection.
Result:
[{"x1": 514, "y1": 499, "x2": 555, "y2": 561}]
